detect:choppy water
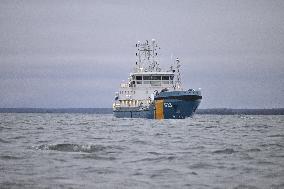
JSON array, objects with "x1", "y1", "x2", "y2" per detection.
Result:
[{"x1": 0, "y1": 113, "x2": 283, "y2": 189}]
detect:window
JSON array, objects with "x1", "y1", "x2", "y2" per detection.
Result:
[
  {"x1": 143, "y1": 81, "x2": 150, "y2": 84},
  {"x1": 137, "y1": 81, "x2": 142, "y2": 84},
  {"x1": 143, "y1": 75, "x2": 151, "y2": 80},
  {"x1": 162, "y1": 76, "x2": 169, "y2": 80},
  {"x1": 136, "y1": 75, "x2": 142, "y2": 80},
  {"x1": 152, "y1": 75, "x2": 161, "y2": 80},
  {"x1": 151, "y1": 81, "x2": 161, "y2": 86}
]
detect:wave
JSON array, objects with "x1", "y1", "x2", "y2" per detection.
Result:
[
  {"x1": 35, "y1": 144, "x2": 108, "y2": 153},
  {"x1": 213, "y1": 148, "x2": 236, "y2": 154},
  {"x1": 233, "y1": 184, "x2": 260, "y2": 189},
  {"x1": 0, "y1": 155, "x2": 21, "y2": 160},
  {"x1": 0, "y1": 138, "x2": 10, "y2": 143},
  {"x1": 268, "y1": 134, "x2": 284, "y2": 138},
  {"x1": 127, "y1": 156, "x2": 177, "y2": 163},
  {"x1": 189, "y1": 162, "x2": 217, "y2": 169},
  {"x1": 246, "y1": 148, "x2": 261, "y2": 152}
]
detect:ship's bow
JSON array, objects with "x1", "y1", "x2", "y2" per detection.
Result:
[{"x1": 153, "y1": 90, "x2": 202, "y2": 119}]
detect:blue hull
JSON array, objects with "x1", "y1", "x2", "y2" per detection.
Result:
[
  {"x1": 113, "y1": 91, "x2": 201, "y2": 119},
  {"x1": 113, "y1": 109, "x2": 152, "y2": 119}
]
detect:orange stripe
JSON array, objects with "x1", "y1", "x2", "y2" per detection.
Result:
[{"x1": 155, "y1": 100, "x2": 164, "y2": 119}]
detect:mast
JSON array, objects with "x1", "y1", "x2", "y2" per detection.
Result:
[
  {"x1": 135, "y1": 39, "x2": 161, "y2": 72},
  {"x1": 174, "y1": 57, "x2": 182, "y2": 90}
]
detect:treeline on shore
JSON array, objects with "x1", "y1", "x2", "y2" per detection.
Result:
[
  {"x1": 196, "y1": 108, "x2": 284, "y2": 115},
  {"x1": 0, "y1": 108, "x2": 283, "y2": 115}
]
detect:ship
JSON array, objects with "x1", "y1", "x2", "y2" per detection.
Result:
[{"x1": 113, "y1": 39, "x2": 202, "y2": 119}]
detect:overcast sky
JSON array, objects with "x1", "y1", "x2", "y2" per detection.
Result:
[{"x1": 0, "y1": 0, "x2": 283, "y2": 108}]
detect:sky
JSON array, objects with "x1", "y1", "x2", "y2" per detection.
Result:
[{"x1": 0, "y1": 0, "x2": 283, "y2": 108}]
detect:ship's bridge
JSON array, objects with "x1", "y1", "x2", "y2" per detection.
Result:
[{"x1": 129, "y1": 72, "x2": 174, "y2": 88}]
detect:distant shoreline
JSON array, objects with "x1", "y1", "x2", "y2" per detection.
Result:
[{"x1": 0, "y1": 108, "x2": 283, "y2": 115}]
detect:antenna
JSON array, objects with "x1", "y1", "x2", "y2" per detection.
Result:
[{"x1": 175, "y1": 57, "x2": 182, "y2": 90}]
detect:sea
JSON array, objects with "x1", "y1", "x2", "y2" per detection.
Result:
[{"x1": 0, "y1": 113, "x2": 283, "y2": 189}]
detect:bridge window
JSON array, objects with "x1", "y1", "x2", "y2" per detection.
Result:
[
  {"x1": 143, "y1": 75, "x2": 151, "y2": 80},
  {"x1": 136, "y1": 76, "x2": 142, "y2": 80},
  {"x1": 151, "y1": 81, "x2": 161, "y2": 86},
  {"x1": 162, "y1": 81, "x2": 169, "y2": 84},
  {"x1": 152, "y1": 75, "x2": 161, "y2": 80},
  {"x1": 162, "y1": 76, "x2": 169, "y2": 80}
]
